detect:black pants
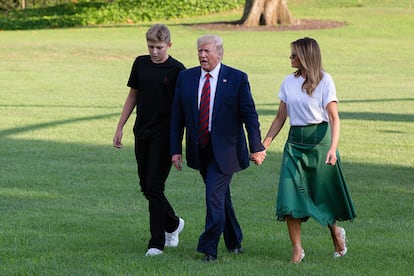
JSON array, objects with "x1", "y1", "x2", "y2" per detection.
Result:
[{"x1": 135, "y1": 136, "x2": 179, "y2": 250}]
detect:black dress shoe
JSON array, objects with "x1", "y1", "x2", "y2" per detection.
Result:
[
  {"x1": 203, "y1": 254, "x2": 217, "y2": 262},
  {"x1": 228, "y1": 246, "x2": 243, "y2": 254}
]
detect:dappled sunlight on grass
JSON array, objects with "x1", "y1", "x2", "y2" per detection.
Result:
[{"x1": 0, "y1": 187, "x2": 62, "y2": 199}]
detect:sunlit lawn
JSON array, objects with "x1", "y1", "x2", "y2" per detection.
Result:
[{"x1": 1, "y1": 1, "x2": 413, "y2": 275}]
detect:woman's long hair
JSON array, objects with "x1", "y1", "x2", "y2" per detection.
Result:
[{"x1": 292, "y1": 37, "x2": 323, "y2": 95}]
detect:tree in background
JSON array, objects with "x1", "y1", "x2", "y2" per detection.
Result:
[{"x1": 240, "y1": 0, "x2": 297, "y2": 27}]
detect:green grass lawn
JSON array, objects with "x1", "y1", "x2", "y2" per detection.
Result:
[{"x1": 1, "y1": 1, "x2": 413, "y2": 275}]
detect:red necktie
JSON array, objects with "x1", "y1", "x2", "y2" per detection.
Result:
[{"x1": 198, "y1": 73, "x2": 211, "y2": 148}]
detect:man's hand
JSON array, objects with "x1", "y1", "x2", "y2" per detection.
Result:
[
  {"x1": 250, "y1": 150, "x2": 266, "y2": 165},
  {"x1": 172, "y1": 154, "x2": 183, "y2": 171}
]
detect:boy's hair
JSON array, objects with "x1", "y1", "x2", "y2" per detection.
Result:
[{"x1": 146, "y1": 24, "x2": 171, "y2": 43}]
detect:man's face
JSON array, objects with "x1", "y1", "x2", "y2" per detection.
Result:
[
  {"x1": 147, "y1": 40, "x2": 171, "y2": 64},
  {"x1": 198, "y1": 42, "x2": 222, "y2": 72}
]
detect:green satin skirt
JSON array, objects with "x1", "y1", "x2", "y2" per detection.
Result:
[{"x1": 276, "y1": 122, "x2": 356, "y2": 226}]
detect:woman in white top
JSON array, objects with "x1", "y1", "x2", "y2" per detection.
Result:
[{"x1": 263, "y1": 37, "x2": 356, "y2": 263}]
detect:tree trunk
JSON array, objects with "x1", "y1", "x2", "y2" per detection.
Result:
[{"x1": 240, "y1": 0, "x2": 297, "y2": 27}]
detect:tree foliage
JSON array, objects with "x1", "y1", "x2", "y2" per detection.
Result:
[
  {"x1": 0, "y1": 0, "x2": 20, "y2": 11},
  {"x1": 1, "y1": 0, "x2": 73, "y2": 11}
]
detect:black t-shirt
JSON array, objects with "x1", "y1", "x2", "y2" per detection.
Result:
[{"x1": 127, "y1": 55, "x2": 185, "y2": 139}]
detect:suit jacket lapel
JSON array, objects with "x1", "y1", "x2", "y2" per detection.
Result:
[
  {"x1": 192, "y1": 68, "x2": 202, "y2": 127},
  {"x1": 213, "y1": 65, "x2": 227, "y2": 121}
]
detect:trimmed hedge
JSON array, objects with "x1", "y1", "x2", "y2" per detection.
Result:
[{"x1": 0, "y1": 0, "x2": 244, "y2": 30}]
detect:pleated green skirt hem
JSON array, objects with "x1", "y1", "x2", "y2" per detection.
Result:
[{"x1": 275, "y1": 123, "x2": 356, "y2": 226}]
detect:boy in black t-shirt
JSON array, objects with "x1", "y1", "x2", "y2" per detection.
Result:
[{"x1": 113, "y1": 24, "x2": 185, "y2": 257}]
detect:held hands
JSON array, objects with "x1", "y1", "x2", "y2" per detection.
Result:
[{"x1": 250, "y1": 150, "x2": 267, "y2": 165}]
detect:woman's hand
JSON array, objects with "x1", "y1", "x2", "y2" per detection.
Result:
[{"x1": 325, "y1": 149, "x2": 337, "y2": 166}]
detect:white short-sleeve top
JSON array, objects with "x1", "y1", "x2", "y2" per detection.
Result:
[{"x1": 278, "y1": 71, "x2": 338, "y2": 126}]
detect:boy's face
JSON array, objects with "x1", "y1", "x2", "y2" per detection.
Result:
[{"x1": 147, "y1": 40, "x2": 171, "y2": 64}]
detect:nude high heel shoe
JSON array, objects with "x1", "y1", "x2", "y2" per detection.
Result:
[
  {"x1": 334, "y1": 227, "x2": 348, "y2": 258},
  {"x1": 291, "y1": 249, "x2": 305, "y2": 263}
]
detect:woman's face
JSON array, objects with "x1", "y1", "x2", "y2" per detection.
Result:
[{"x1": 289, "y1": 50, "x2": 300, "y2": 69}]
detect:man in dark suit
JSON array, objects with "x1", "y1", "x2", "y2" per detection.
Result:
[{"x1": 170, "y1": 34, "x2": 266, "y2": 262}]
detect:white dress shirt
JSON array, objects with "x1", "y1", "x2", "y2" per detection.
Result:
[{"x1": 198, "y1": 63, "x2": 221, "y2": 131}]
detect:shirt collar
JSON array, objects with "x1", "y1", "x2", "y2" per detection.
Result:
[{"x1": 201, "y1": 63, "x2": 221, "y2": 80}]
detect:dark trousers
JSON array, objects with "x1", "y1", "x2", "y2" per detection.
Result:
[
  {"x1": 135, "y1": 136, "x2": 179, "y2": 250},
  {"x1": 197, "y1": 142, "x2": 243, "y2": 257}
]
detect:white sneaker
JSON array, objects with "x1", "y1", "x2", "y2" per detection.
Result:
[
  {"x1": 145, "y1": 248, "x2": 163, "y2": 256},
  {"x1": 165, "y1": 218, "x2": 185, "y2": 247}
]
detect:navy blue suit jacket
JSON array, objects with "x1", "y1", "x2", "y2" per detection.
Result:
[{"x1": 171, "y1": 64, "x2": 264, "y2": 175}]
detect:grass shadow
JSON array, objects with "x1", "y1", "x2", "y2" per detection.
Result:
[{"x1": 0, "y1": 114, "x2": 412, "y2": 274}]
